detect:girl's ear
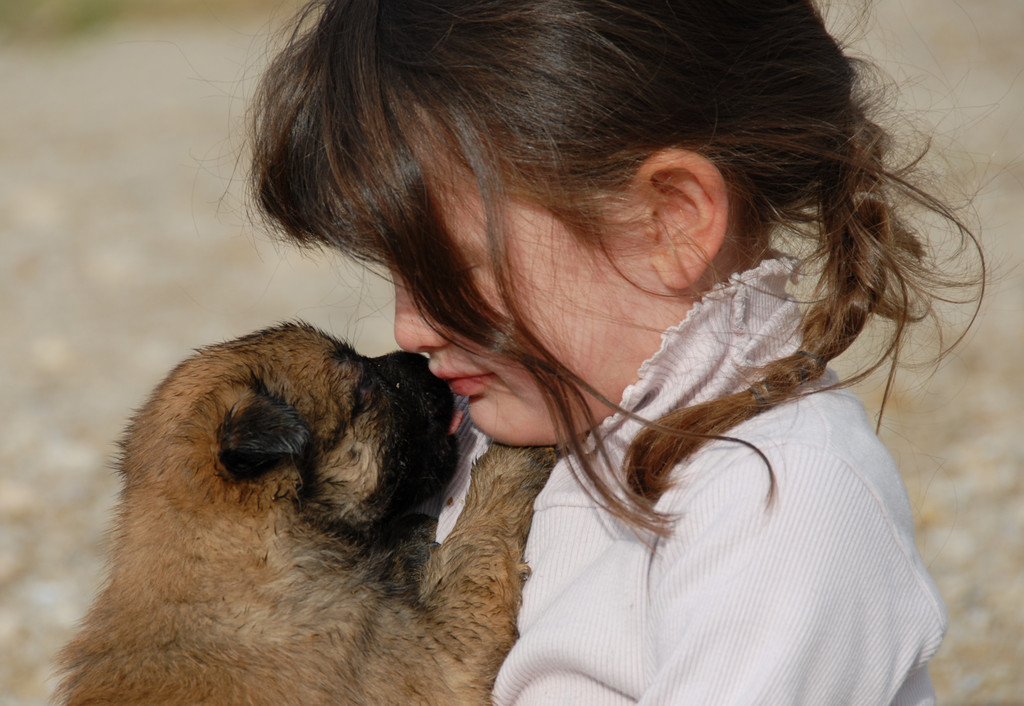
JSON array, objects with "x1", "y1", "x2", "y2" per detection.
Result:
[{"x1": 633, "y1": 150, "x2": 730, "y2": 293}]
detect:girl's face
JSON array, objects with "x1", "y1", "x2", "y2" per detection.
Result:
[{"x1": 393, "y1": 187, "x2": 696, "y2": 446}]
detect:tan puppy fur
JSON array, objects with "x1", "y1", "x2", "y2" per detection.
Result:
[{"x1": 54, "y1": 322, "x2": 554, "y2": 705}]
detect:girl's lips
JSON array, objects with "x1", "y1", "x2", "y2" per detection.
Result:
[{"x1": 442, "y1": 373, "x2": 496, "y2": 398}]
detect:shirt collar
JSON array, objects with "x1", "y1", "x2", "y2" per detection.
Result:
[{"x1": 597, "y1": 256, "x2": 803, "y2": 446}]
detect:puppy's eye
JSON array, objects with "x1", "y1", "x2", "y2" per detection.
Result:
[{"x1": 353, "y1": 367, "x2": 378, "y2": 414}]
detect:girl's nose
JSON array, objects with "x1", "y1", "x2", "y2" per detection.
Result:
[{"x1": 393, "y1": 280, "x2": 447, "y2": 354}]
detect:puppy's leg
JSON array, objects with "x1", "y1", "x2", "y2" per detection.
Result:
[{"x1": 419, "y1": 445, "x2": 555, "y2": 693}]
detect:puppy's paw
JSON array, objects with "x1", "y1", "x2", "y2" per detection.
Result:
[
  {"x1": 473, "y1": 444, "x2": 555, "y2": 489},
  {"x1": 515, "y1": 446, "x2": 557, "y2": 491},
  {"x1": 518, "y1": 562, "x2": 532, "y2": 582},
  {"x1": 465, "y1": 445, "x2": 556, "y2": 524}
]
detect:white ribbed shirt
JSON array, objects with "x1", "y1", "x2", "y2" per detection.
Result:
[{"x1": 424, "y1": 259, "x2": 947, "y2": 705}]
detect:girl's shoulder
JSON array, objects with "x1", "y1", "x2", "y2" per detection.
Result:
[
  {"x1": 656, "y1": 383, "x2": 922, "y2": 560},
  {"x1": 646, "y1": 385, "x2": 947, "y2": 696},
  {"x1": 684, "y1": 382, "x2": 898, "y2": 489}
]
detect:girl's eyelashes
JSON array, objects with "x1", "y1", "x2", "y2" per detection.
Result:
[{"x1": 454, "y1": 264, "x2": 484, "y2": 277}]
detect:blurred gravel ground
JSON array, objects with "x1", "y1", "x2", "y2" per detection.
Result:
[{"x1": 1, "y1": 2, "x2": 1021, "y2": 703}]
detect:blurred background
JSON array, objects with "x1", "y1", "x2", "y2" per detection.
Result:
[{"x1": 0, "y1": 0, "x2": 1020, "y2": 703}]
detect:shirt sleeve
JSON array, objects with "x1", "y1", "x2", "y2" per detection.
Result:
[{"x1": 641, "y1": 437, "x2": 947, "y2": 705}]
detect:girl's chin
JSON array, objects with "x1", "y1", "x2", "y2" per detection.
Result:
[{"x1": 465, "y1": 399, "x2": 559, "y2": 447}]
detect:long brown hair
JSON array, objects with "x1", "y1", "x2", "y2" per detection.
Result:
[{"x1": 249, "y1": 0, "x2": 983, "y2": 534}]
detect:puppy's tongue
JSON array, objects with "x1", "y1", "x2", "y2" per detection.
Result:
[{"x1": 448, "y1": 408, "x2": 466, "y2": 435}]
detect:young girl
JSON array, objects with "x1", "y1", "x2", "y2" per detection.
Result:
[{"x1": 250, "y1": 0, "x2": 981, "y2": 702}]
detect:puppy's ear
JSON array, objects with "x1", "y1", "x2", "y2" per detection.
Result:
[{"x1": 218, "y1": 392, "x2": 310, "y2": 479}]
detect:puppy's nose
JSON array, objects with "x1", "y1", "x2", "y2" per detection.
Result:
[{"x1": 370, "y1": 350, "x2": 453, "y2": 417}]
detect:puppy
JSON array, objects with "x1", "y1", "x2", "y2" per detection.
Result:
[{"x1": 54, "y1": 322, "x2": 553, "y2": 705}]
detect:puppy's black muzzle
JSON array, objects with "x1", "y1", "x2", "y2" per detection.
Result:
[
  {"x1": 362, "y1": 351, "x2": 459, "y2": 511},
  {"x1": 369, "y1": 351, "x2": 455, "y2": 439}
]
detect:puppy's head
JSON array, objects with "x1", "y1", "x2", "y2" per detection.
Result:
[{"x1": 121, "y1": 322, "x2": 459, "y2": 533}]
